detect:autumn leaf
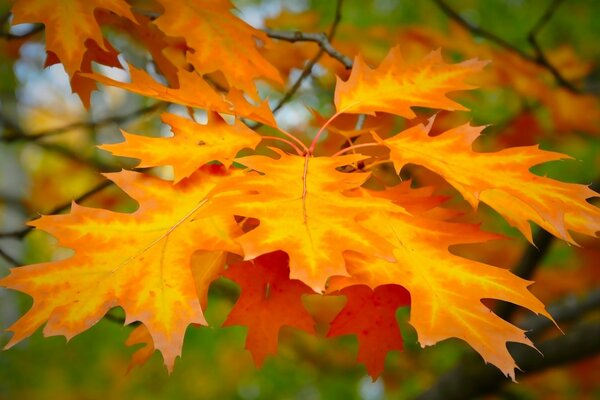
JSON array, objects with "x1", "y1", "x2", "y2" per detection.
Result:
[
  {"x1": 327, "y1": 284, "x2": 410, "y2": 379},
  {"x1": 153, "y1": 0, "x2": 282, "y2": 97},
  {"x1": 81, "y1": 64, "x2": 276, "y2": 126},
  {"x1": 379, "y1": 120, "x2": 600, "y2": 243},
  {"x1": 329, "y1": 212, "x2": 552, "y2": 379},
  {"x1": 207, "y1": 150, "x2": 399, "y2": 291},
  {"x1": 101, "y1": 112, "x2": 262, "y2": 183},
  {"x1": 334, "y1": 47, "x2": 487, "y2": 117},
  {"x1": 126, "y1": 324, "x2": 155, "y2": 372},
  {"x1": 0, "y1": 169, "x2": 242, "y2": 371},
  {"x1": 11, "y1": 0, "x2": 134, "y2": 78},
  {"x1": 222, "y1": 251, "x2": 315, "y2": 365}
]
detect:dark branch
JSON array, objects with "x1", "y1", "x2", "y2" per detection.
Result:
[
  {"x1": 0, "y1": 180, "x2": 113, "y2": 241},
  {"x1": 248, "y1": 0, "x2": 349, "y2": 131},
  {"x1": 265, "y1": 29, "x2": 353, "y2": 70},
  {"x1": 431, "y1": 0, "x2": 578, "y2": 93},
  {"x1": 526, "y1": 0, "x2": 577, "y2": 92},
  {"x1": 494, "y1": 229, "x2": 554, "y2": 321},
  {"x1": 417, "y1": 321, "x2": 600, "y2": 400},
  {"x1": 0, "y1": 247, "x2": 20, "y2": 266},
  {"x1": 521, "y1": 287, "x2": 600, "y2": 334}
]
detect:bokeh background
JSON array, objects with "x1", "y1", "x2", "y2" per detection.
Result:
[{"x1": 0, "y1": 0, "x2": 599, "y2": 398}]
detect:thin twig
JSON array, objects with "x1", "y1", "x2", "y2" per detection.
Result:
[
  {"x1": 526, "y1": 0, "x2": 577, "y2": 92},
  {"x1": 0, "y1": 180, "x2": 113, "y2": 240},
  {"x1": 1, "y1": 103, "x2": 165, "y2": 143},
  {"x1": 494, "y1": 229, "x2": 554, "y2": 321},
  {"x1": 248, "y1": 0, "x2": 349, "y2": 131},
  {"x1": 431, "y1": 0, "x2": 578, "y2": 93},
  {"x1": 265, "y1": 29, "x2": 353, "y2": 70},
  {"x1": 0, "y1": 247, "x2": 20, "y2": 266}
]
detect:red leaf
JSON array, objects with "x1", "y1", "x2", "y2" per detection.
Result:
[
  {"x1": 223, "y1": 251, "x2": 315, "y2": 365},
  {"x1": 327, "y1": 284, "x2": 411, "y2": 379}
]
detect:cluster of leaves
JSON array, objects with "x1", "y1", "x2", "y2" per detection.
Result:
[{"x1": 1, "y1": 0, "x2": 599, "y2": 382}]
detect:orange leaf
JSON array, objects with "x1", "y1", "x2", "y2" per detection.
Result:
[
  {"x1": 81, "y1": 64, "x2": 276, "y2": 126},
  {"x1": 380, "y1": 120, "x2": 600, "y2": 243},
  {"x1": 329, "y1": 212, "x2": 552, "y2": 380},
  {"x1": 11, "y1": 0, "x2": 134, "y2": 77},
  {"x1": 0, "y1": 169, "x2": 241, "y2": 371},
  {"x1": 223, "y1": 251, "x2": 315, "y2": 365},
  {"x1": 327, "y1": 284, "x2": 410, "y2": 379},
  {"x1": 207, "y1": 150, "x2": 399, "y2": 291},
  {"x1": 101, "y1": 112, "x2": 262, "y2": 183},
  {"x1": 153, "y1": 0, "x2": 282, "y2": 98},
  {"x1": 125, "y1": 324, "x2": 155, "y2": 372},
  {"x1": 334, "y1": 47, "x2": 487, "y2": 117}
]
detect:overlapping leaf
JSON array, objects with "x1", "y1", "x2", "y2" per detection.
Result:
[
  {"x1": 380, "y1": 120, "x2": 600, "y2": 243},
  {"x1": 82, "y1": 65, "x2": 276, "y2": 126},
  {"x1": 329, "y1": 212, "x2": 552, "y2": 379},
  {"x1": 102, "y1": 112, "x2": 262, "y2": 183},
  {"x1": 0, "y1": 169, "x2": 241, "y2": 371},
  {"x1": 334, "y1": 47, "x2": 487, "y2": 117},
  {"x1": 206, "y1": 151, "x2": 399, "y2": 291},
  {"x1": 11, "y1": 0, "x2": 134, "y2": 77},
  {"x1": 223, "y1": 251, "x2": 315, "y2": 365},
  {"x1": 153, "y1": 0, "x2": 282, "y2": 97},
  {"x1": 327, "y1": 284, "x2": 410, "y2": 379}
]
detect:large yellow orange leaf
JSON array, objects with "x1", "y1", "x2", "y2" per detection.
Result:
[
  {"x1": 125, "y1": 250, "x2": 227, "y2": 371},
  {"x1": 11, "y1": 0, "x2": 134, "y2": 77},
  {"x1": 153, "y1": 0, "x2": 282, "y2": 97},
  {"x1": 334, "y1": 47, "x2": 487, "y2": 117},
  {"x1": 329, "y1": 212, "x2": 552, "y2": 379},
  {"x1": 101, "y1": 112, "x2": 262, "y2": 183},
  {"x1": 206, "y1": 151, "x2": 399, "y2": 291},
  {"x1": 0, "y1": 169, "x2": 242, "y2": 371},
  {"x1": 82, "y1": 64, "x2": 276, "y2": 126},
  {"x1": 380, "y1": 121, "x2": 600, "y2": 243}
]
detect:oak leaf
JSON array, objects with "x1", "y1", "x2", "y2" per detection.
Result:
[
  {"x1": 329, "y1": 212, "x2": 552, "y2": 379},
  {"x1": 207, "y1": 151, "x2": 399, "y2": 291},
  {"x1": 101, "y1": 112, "x2": 262, "y2": 183},
  {"x1": 11, "y1": 0, "x2": 134, "y2": 78},
  {"x1": 0, "y1": 169, "x2": 241, "y2": 371},
  {"x1": 379, "y1": 120, "x2": 600, "y2": 243},
  {"x1": 153, "y1": 0, "x2": 282, "y2": 98},
  {"x1": 223, "y1": 251, "x2": 315, "y2": 365},
  {"x1": 82, "y1": 64, "x2": 276, "y2": 126},
  {"x1": 334, "y1": 47, "x2": 487, "y2": 117},
  {"x1": 327, "y1": 284, "x2": 410, "y2": 379}
]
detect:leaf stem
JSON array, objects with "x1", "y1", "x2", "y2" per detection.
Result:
[
  {"x1": 276, "y1": 127, "x2": 310, "y2": 153},
  {"x1": 331, "y1": 142, "x2": 383, "y2": 157},
  {"x1": 308, "y1": 111, "x2": 342, "y2": 154},
  {"x1": 261, "y1": 136, "x2": 304, "y2": 155}
]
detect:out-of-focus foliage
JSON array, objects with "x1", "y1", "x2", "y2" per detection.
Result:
[{"x1": 0, "y1": 0, "x2": 599, "y2": 399}]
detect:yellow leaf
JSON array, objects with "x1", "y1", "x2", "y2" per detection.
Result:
[
  {"x1": 153, "y1": 0, "x2": 282, "y2": 98},
  {"x1": 11, "y1": 0, "x2": 134, "y2": 77},
  {"x1": 334, "y1": 47, "x2": 487, "y2": 117},
  {"x1": 101, "y1": 112, "x2": 262, "y2": 183},
  {"x1": 330, "y1": 212, "x2": 552, "y2": 379},
  {"x1": 206, "y1": 151, "x2": 399, "y2": 291},
  {"x1": 82, "y1": 64, "x2": 276, "y2": 126},
  {"x1": 0, "y1": 169, "x2": 241, "y2": 371},
  {"x1": 381, "y1": 121, "x2": 600, "y2": 243}
]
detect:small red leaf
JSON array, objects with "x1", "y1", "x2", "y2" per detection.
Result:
[
  {"x1": 223, "y1": 251, "x2": 315, "y2": 365},
  {"x1": 327, "y1": 284, "x2": 411, "y2": 379}
]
